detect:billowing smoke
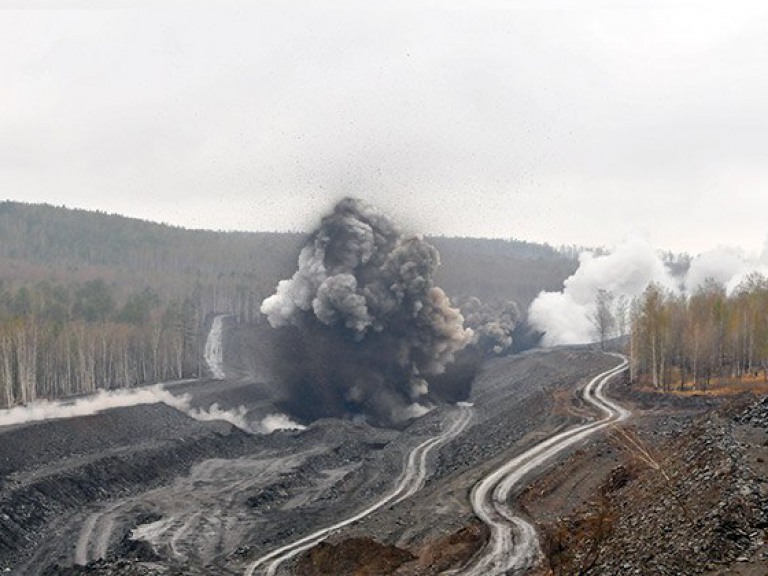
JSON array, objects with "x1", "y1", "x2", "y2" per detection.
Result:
[
  {"x1": 184, "y1": 402, "x2": 305, "y2": 434},
  {"x1": 460, "y1": 297, "x2": 521, "y2": 355},
  {"x1": 0, "y1": 385, "x2": 182, "y2": 427},
  {"x1": 259, "y1": 412, "x2": 308, "y2": 433},
  {"x1": 530, "y1": 235, "x2": 768, "y2": 347},
  {"x1": 529, "y1": 238, "x2": 679, "y2": 346},
  {"x1": 261, "y1": 197, "x2": 472, "y2": 425},
  {"x1": 685, "y1": 244, "x2": 768, "y2": 294},
  {"x1": 0, "y1": 385, "x2": 304, "y2": 434}
]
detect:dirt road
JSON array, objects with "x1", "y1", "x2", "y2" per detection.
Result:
[
  {"x1": 457, "y1": 355, "x2": 628, "y2": 576},
  {"x1": 1, "y1": 321, "x2": 626, "y2": 576},
  {"x1": 244, "y1": 404, "x2": 473, "y2": 576}
]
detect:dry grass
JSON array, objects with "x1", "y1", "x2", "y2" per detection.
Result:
[
  {"x1": 609, "y1": 426, "x2": 691, "y2": 522},
  {"x1": 636, "y1": 372, "x2": 768, "y2": 397}
]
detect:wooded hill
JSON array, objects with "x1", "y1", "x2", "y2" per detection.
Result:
[{"x1": 0, "y1": 201, "x2": 577, "y2": 408}]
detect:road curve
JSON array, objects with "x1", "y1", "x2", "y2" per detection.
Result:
[
  {"x1": 244, "y1": 404, "x2": 474, "y2": 576},
  {"x1": 455, "y1": 353, "x2": 629, "y2": 576}
]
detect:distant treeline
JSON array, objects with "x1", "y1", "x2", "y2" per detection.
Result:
[
  {"x1": 0, "y1": 201, "x2": 579, "y2": 407},
  {"x1": 428, "y1": 236, "x2": 577, "y2": 306},
  {"x1": 0, "y1": 202, "x2": 579, "y2": 307},
  {"x1": 0, "y1": 280, "x2": 202, "y2": 407},
  {"x1": 630, "y1": 274, "x2": 768, "y2": 390},
  {"x1": 0, "y1": 201, "x2": 304, "y2": 407},
  {"x1": 0, "y1": 200, "x2": 303, "y2": 313}
]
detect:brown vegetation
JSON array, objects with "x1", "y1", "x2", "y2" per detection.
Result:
[
  {"x1": 534, "y1": 397, "x2": 768, "y2": 575},
  {"x1": 294, "y1": 538, "x2": 416, "y2": 576},
  {"x1": 295, "y1": 522, "x2": 489, "y2": 576},
  {"x1": 629, "y1": 274, "x2": 768, "y2": 392}
]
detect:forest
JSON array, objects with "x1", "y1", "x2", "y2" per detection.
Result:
[
  {"x1": 0, "y1": 281, "x2": 199, "y2": 405},
  {"x1": 629, "y1": 273, "x2": 768, "y2": 390},
  {"x1": 0, "y1": 201, "x2": 577, "y2": 408},
  {"x1": 0, "y1": 201, "x2": 303, "y2": 407}
]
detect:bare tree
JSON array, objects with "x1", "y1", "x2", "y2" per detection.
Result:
[
  {"x1": 614, "y1": 294, "x2": 629, "y2": 337},
  {"x1": 590, "y1": 289, "x2": 616, "y2": 349}
]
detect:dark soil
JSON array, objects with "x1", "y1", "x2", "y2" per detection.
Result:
[
  {"x1": 0, "y1": 404, "x2": 266, "y2": 573},
  {"x1": 527, "y1": 391, "x2": 768, "y2": 576},
  {"x1": 11, "y1": 337, "x2": 756, "y2": 576}
]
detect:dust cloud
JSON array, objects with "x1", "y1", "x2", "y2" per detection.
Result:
[
  {"x1": 261, "y1": 197, "x2": 472, "y2": 425},
  {"x1": 529, "y1": 236, "x2": 768, "y2": 346},
  {"x1": 0, "y1": 385, "x2": 303, "y2": 434}
]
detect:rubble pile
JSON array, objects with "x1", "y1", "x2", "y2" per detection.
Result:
[{"x1": 541, "y1": 397, "x2": 768, "y2": 575}]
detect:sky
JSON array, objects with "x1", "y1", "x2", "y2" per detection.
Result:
[{"x1": 2, "y1": 1, "x2": 767, "y2": 256}]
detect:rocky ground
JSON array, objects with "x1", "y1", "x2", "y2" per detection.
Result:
[
  {"x1": 2, "y1": 323, "x2": 765, "y2": 576},
  {"x1": 0, "y1": 338, "x2": 619, "y2": 576},
  {"x1": 279, "y1": 365, "x2": 767, "y2": 576},
  {"x1": 522, "y1": 389, "x2": 768, "y2": 576},
  {"x1": 235, "y1": 349, "x2": 620, "y2": 576},
  {"x1": 0, "y1": 405, "x2": 270, "y2": 574}
]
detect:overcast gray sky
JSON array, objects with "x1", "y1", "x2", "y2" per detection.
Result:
[{"x1": 2, "y1": 1, "x2": 767, "y2": 256}]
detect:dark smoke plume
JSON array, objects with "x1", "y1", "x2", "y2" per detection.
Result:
[
  {"x1": 459, "y1": 297, "x2": 521, "y2": 356},
  {"x1": 261, "y1": 197, "x2": 472, "y2": 425}
]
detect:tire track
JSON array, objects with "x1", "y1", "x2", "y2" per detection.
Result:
[
  {"x1": 455, "y1": 354, "x2": 629, "y2": 576},
  {"x1": 244, "y1": 404, "x2": 474, "y2": 576},
  {"x1": 74, "y1": 501, "x2": 125, "y2": 565}
]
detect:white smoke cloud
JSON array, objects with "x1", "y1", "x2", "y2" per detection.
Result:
[
  {"x1": 183, "y1": 401, "x2": 253, "y2": 431},
  {"x1": 686, "y1": 244, "x2": 768, "y2": 294},
  {"x1": 399, "y1": 402, "x2": 434, "y2": 420},
  {"x1": 204, "y1": 314, "x2": 228, "y2": 380},
  {"x1": 258, "y1": 413, "x2": 307, "y2": 433},
  {"x1": 528, "y1": 290, "x2": 595, "y2": 347},
  {"x1": 409, "y1": 378, "x2": 429, "y2": 399},
  {"x1": 528, "y1": 238, "x2": 679, "y2": 346},
  {"x1": 0, "y1": 385, "x2": 180, "y2": 427},
  {"x1": 0, "y1": 384, "x2": 304, "y2": 435},
  {"x1": 530, "y1": 235, "x2": 768, "y2": 347}
]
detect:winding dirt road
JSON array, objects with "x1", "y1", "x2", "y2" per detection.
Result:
[
  {"x1": 244, "y1": 403, "x2": 474, "y2": 576},
  {"x1": 456, "y1": 354, "x2": 629, "y2": 576}
]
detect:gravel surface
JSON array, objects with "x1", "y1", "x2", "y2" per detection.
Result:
[
  {"x1": 273, "y1": 349, "x2": 621, "y2": 575},
  {"x1": 524, "y1": 385, "x2": 768, "y2": 576},
  {"x1": 0, "y1": 320, "x2": 642, "y2": 576},
  {"x1": 0, "y1": 404, "x2": 269, "y2": 574}
]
